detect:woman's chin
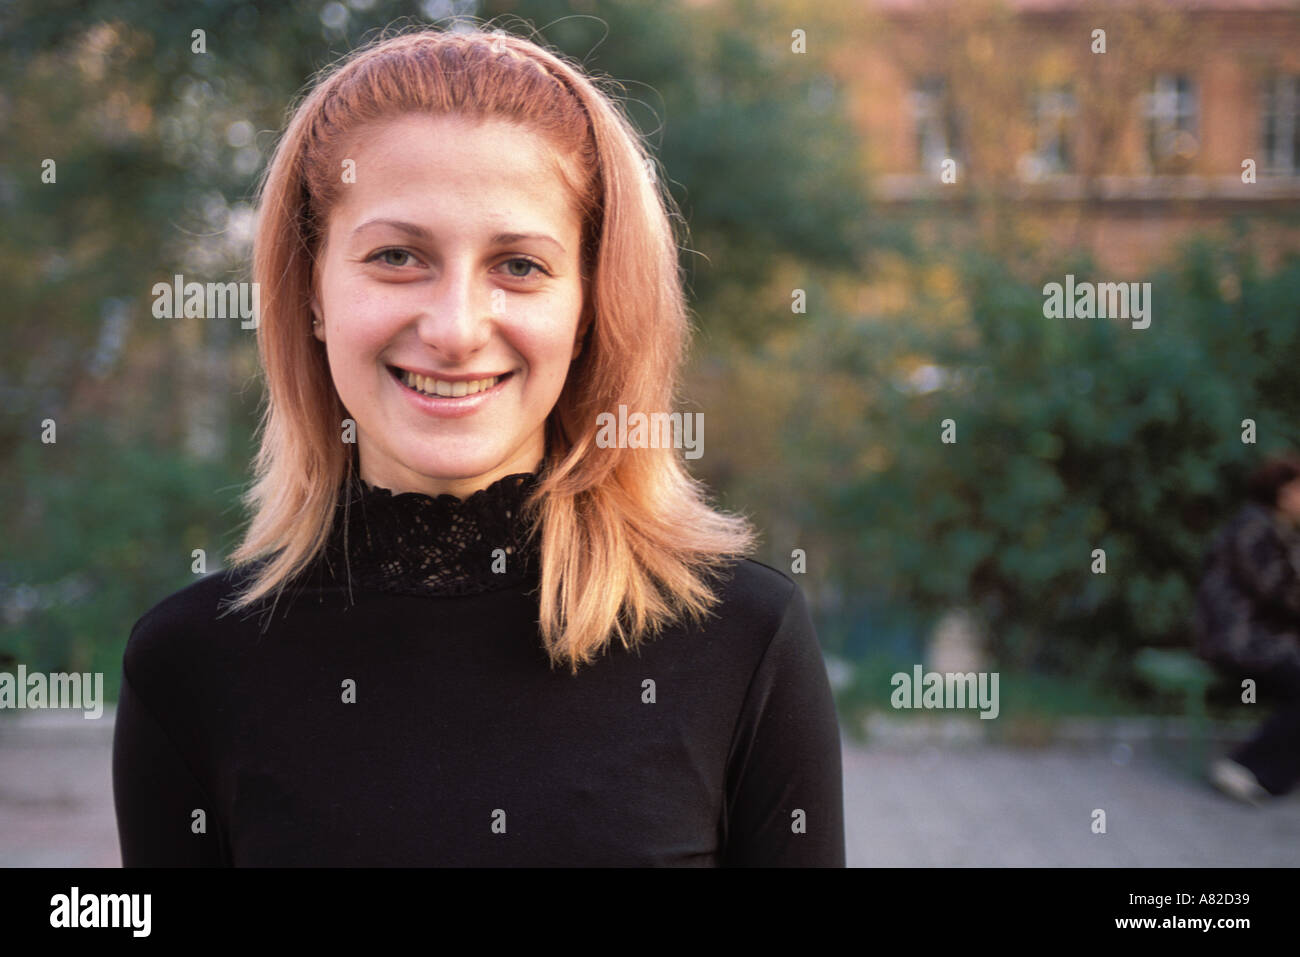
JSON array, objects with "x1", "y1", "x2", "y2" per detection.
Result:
[{"x1": 364, "y1": 447, "x2": 514, "y2": 489}]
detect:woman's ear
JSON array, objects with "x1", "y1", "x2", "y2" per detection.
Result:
[{"x1": 311, "y1": 296, "x2": 326, "y2": 342}]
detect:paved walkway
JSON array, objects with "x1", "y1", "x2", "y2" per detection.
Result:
[
  {"x1": 0, "y1": 712, "x2": 119, "y2": 867},
  {"x1": 845, "y1": 742, "x2": 1300, "y2": 866},
  {"x1": 2, "y1": 710, "x2": 1297, "y2": 866}
]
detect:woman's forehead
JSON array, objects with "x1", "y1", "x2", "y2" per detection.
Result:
[{"x1": 321, "y1": 120, "x2": 581, "y2": 251}]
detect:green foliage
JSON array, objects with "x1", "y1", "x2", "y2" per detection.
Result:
[
  {"x1": 818, "y1": 235, "x2": 1300, "y2": 680},
  {"x1": 2, "y1": 431, "x2": 245, "y2": 698}
]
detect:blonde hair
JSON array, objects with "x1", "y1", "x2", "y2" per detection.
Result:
[{"x1": 226, "y1": 24, "x2": 757, "y2": 672}]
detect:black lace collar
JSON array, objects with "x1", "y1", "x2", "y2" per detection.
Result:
[{"x1": 316, "y1": 466, "x2": 543, "y2": 598}]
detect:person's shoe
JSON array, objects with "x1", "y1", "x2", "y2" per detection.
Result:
[{"x1": 1209, "y1": 758, "x2": 1270, "y2": 806}]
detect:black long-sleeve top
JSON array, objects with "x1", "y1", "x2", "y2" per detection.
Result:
[{"x1": 111, "y1": 470, "x2": 846, "y2": 866}]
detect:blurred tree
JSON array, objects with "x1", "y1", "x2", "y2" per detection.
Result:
[{"x1": 807, "y1": 234, "x2": 1300, "y2": 684}]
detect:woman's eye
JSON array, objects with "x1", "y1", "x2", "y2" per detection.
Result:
[
  {"x1": 502, "y1": 257, "x2": 548, "y2": 279},
  {"x1": 366, "y1": 251, "x2": 546, "y2": 277},
  {"x1": 374, "y1": 249, "x2": 413, "y2": 267}
]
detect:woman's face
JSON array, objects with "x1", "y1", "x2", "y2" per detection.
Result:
[{"x1": 312, "y1": 112, "x2": 586, "y2": 499}]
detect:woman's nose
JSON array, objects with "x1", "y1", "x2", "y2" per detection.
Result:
[{"x1": 413, "y1": 263, "x2": 494, "y2": 360}]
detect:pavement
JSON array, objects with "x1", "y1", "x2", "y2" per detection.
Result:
[
  {"x1": 845, "y1": 741, "x2": 1300, "y2": 866},
  {"x1": 0, "y1": 711, "x2": 119, "y2": 867},
  {"x1": 2, "y1": 709, "x2": 1298, "y2": 867}
]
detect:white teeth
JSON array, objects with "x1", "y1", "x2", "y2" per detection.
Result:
[{"x1": 399, "y1": 369, "x2": 502, "y2": 397}]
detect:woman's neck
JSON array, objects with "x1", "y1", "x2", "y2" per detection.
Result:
[{"x1": 358, "y1": 455, "x2": 546, "y2": 501}]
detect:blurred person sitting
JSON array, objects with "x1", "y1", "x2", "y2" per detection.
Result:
[{"x1": 1193, "y1": 454, "x2": 1300, "y2": 804}]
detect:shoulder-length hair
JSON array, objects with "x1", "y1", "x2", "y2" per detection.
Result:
[{"x1": 225, "y1": 24, "x2": 756, "y2": 672}]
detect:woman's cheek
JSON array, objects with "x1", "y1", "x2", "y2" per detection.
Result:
[{"x1": 342, "y1": 291, "x2": 401, "y2": 349}]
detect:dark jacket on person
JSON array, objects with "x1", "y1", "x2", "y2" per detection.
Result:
[{"x1": 1193, "y1": 502, "x2": 1300, "y2": 673}]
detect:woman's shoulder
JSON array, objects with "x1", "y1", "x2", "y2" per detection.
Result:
[
  {"x1": 123, "y1": 564, "x2": 266, "y2": 678},
  {"x1": 133, "y1": 563, "x2": 260, "y2": 628},
  {"x1": 704, "y1": 556, "x2": 814, "y2": 645},
  {"x1": 714, "y1": 556, "x2": 799, "y2": 603}
]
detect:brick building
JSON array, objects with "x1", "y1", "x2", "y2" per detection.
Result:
[{"x1": 838, "y1": 0, "x2": 1300, "y2": 274}]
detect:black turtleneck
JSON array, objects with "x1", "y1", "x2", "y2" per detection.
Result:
[{"x1": 112, "y1": 469, "x2": 846, "y2": 867}]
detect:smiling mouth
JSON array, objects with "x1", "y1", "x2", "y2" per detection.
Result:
[{"x1": 387, "y1": 365, "x2": 515, "y2": 398}]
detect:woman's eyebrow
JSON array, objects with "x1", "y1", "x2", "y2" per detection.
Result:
[
  {"x1": 352, "y1": 218, "x2": 566, "y2": 253},
  {"x1": 352, "y1": 218, "x2": 434, "y2": 241},
  {"x1": 490, "y1": 231, "x2": 566, "y2": 255}
]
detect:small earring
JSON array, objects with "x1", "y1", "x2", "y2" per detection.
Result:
[{"x1": 312, "y1": 318, "x2": 321, "y2": 329}]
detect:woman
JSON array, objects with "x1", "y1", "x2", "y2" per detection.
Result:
[
  {"x1": 1194, "y1": 455, "x2": 1300, "y2": 804},
  {"x1": 111, "y1": 26, "x2": 845, "y2": 866}
]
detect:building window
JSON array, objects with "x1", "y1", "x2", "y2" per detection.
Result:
[
  {"x1": 1143, "y1": 74, "x2": 1198, "y2": 171},
  {"x1": 1026, "y1": 85, "x2": 1076, "y2": 177},
  {"x1": 909, "y1": 76, "x2": 962, "y2": 175},
  {"x1": 1261, "y1": 75, "x2": 1300, "y2": 175}
]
